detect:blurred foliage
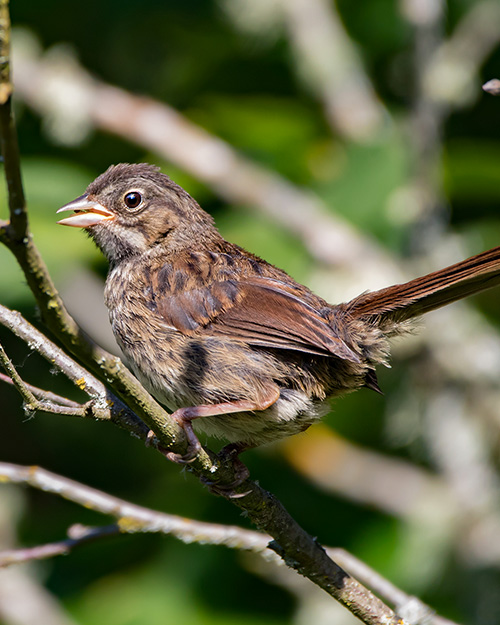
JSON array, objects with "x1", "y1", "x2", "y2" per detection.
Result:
[{"x1": 2, "y1": 1, "x2": 500, "y2": 624}]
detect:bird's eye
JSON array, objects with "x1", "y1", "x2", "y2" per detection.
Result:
[{"x1": 123, "y1": 191, "x2": 142, "y2": 209}]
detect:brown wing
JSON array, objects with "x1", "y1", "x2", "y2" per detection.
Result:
[{"x1": 155, "y1": 274, "x2": 360, "y2": 363}]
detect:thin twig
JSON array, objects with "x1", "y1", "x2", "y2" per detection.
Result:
[
  {"x1": 0, "y1": 462, "x2": 271, "y2": 553},
  {"x1": 0, "y1": 304, "x2": 149, "y2": 435},
  {"x1": 0, "y1": 524, "x2": 120, "y2": 567},
  {"x1": 0, "y1": 371, "x2": 83, "y2": 408},
  {"x1": 0, "y1": 342, "x2": 87, "y2": 416},
  {"x1": 0, "y1": 341, "x2": 40, "y2": 410},
  {"x1": 0, "y1": 462, "x2": 459, "y2": 625}
]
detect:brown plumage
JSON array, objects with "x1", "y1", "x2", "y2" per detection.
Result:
[{"x1": 57, "y1": 163, "x2": 500, "y2": 459}]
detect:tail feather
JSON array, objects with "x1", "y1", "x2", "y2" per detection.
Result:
[{"x1": 348, "y1": 246, "x2": 500, "y2": 324}]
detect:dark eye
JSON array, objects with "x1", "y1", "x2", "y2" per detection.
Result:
[{"x1": 124, "y1": 191, "x2": 142, "y2": 209}]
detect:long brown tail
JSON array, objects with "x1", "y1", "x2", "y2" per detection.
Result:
[{"x1": 348, "y1": 246, "x2": 500, "y2": 324}]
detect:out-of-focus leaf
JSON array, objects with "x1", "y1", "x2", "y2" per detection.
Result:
[
  {"x1": 215, "y1": 207, "x2": 312, "y2": 282},
  {"x1": 188, "y1": 95, "x2": 324, "y2": 182},
  {"x1": 316, "y1": 133, "x2": 409, "y2": 248},
  {"x1": 71, "y1": 553, "x2": 288, "y2": 625},
  {"x1": 444, "y1": 140, "x2": 500, "y2": 204}
]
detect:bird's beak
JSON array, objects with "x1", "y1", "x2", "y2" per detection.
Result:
[{"x1": 57, "y1": 194, "x2": 115, "y2": 228}]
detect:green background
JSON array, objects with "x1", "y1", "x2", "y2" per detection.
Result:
[{"x1": 1, "y1": 1, "x2": 500, "y2": 624}]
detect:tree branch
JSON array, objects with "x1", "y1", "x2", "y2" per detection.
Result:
[
  {"x1": 0, "y1": 303, "x2": 150, "y2": 434},
  {"x1": 0, "y1": 371, "x2": 84, "y2": 408},
  {"x1": 0, "y1": 461, "x2": 459, "y2": 625},
  {"x1": 280, "y1": 0, "x2": 386, "y2": 141},
  {"x1": 0, "y1": 341, "x2": 95, "y2": 417},
  {"x1": 0, "y1": 462, "x2": 271, "y2": 553},
  {"x1": 0, "y1": 0, "x2": 26, "y2": 238},
  {"x1": 0, "y1": 524, "x2": 120, "y2": 567}
]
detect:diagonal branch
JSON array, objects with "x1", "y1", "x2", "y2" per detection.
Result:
[{"x1": 0, "y1": 462, "x2": 458, "y2": 625}]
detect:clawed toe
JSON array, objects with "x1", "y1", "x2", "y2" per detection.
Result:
[
  {"x1": 145, "y1": 418, "x2": 252, "y2": 495},
  {"x1": 205, "y1": 484, "x2": 252, "y2": 498},
  {"x1": 145, "y1": 404, "x2": 206, "y2": 464},
  {"x1": 145, "y1": 428, "x2": 201, "y2": 464},
  {"x1": 201, "y1": 445, "x2": 251, "y2": 497},
  {"x1": 202, "y1": 474, "x2": 251, "y2": 498},
  {"x1": 161, "y1": 446, "x2": 200, "y2": 464}
]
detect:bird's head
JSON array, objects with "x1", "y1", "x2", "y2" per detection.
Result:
[{"x1": 57, "y1": 163, "x2": 217, "y2": 264}]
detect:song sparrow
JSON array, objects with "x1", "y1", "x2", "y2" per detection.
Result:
[{"x1": 57, "y1": 163, "x2": 500, "y2": 460}]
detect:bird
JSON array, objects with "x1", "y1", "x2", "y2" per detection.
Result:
[{"x1": 57, "y1": 163, "x2": 500, "y2": 463}]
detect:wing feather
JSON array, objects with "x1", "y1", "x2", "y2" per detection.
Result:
[{"x1": 154, "y1": 271, "x2": 360, "y2": 363}]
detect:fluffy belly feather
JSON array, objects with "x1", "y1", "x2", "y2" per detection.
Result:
[{"x1": 192, "y1": 390, "x2": 330, "y2": 446}]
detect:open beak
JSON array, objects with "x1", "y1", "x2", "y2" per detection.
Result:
[{"x1": 57, "y1": 194, "x2": 115, "y2": 228}]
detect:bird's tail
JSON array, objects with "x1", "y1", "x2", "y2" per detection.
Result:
[{"x1": 347, "y1": 246, "x2": 500, "y2": 328}]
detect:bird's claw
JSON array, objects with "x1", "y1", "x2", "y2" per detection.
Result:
[
  {"x1": 162, "y1": 447, "x2": 199, "y2": 464},
  {"x1": 145, "y1": 428, "x2": 201, "y2": 463},
  {"x1": 201, "y1": 444, "x2": 251, "y2": 497}
]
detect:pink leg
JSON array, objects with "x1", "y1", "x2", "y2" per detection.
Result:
[{"x1": 162, "y1": 388, "x2": 280, "y2": 464}]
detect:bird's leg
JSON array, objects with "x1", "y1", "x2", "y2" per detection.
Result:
[{"x1": 158, "y1": 387, "x2": 280, "y2": 469}]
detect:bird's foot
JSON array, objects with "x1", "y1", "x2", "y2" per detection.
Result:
[
  {"x1": 145, "y1": 407, "x2": 202, "y2": 464},
  {"x1": 201, "y1": 442, "x2": 252, "y2": 498}
]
